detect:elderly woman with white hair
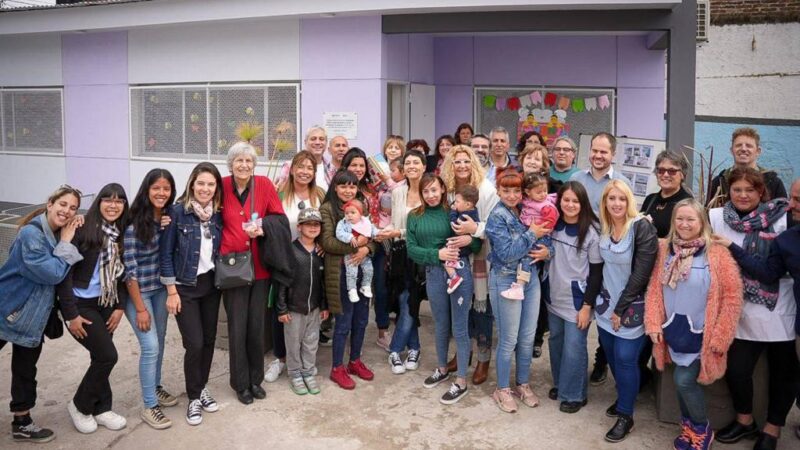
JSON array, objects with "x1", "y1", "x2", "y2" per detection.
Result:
[{"x1": 220, "y1": 141, "x2": 284, "y2": 405}]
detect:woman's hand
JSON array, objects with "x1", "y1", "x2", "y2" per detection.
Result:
[
  {"x1": 278, "y1": 314, "x2": 291, "y2": 324},
  {"x1": 529, "y1": 221, "x2": 552, "y2": 239},
  {"x1": 159, "y1": 215, "x2": 172, "y2": 229},
  {"x1": 315, "y1": 243, "x2": 326, "y2": 257},
  {"x1": 350, "y1": 247, "x2": 370, "y2": 266},
  {"x1": 448, "y1": 235, "x2": 472, "y2": 249},
  {"x1": 355, "y1": 235, "x2": 369, "y2": 247},
  {"x1": 529, "y1": 244, "x2": 550, "y2": 263},
  {"x1": 136, "y1": 309, "x2": 151, "y2": 332},
  {"x1": 451, "y1": 215, "x2": 478, "y2": 236},
  {"x1": 67, "y1": 315, "x2": 92, "y2": 339},
  {"x1": 648, "y1": 332, "x2": 663, "y2": 344},
  {"x1": 375, "y1": 229, "x2": 397, "y2": 242},
  {"x1": 60, "y1": 216, "x2": 81, "y2": 243},
  {"x1": 711, "y1": 234, "x2": 732, "y2": 248},
  {"x1": 166, "y1": 292, "x2": 182, "y2": 315},
  {"x1": 106, "y1": 310, "x2": 124, "y2": 334},
  {"x1": 438, "y1": 246, "x2": 460, "y2": 262},
  {"x1": 245, "y1": 226, "x2": 264, "y2": 238},
  {"x1": 320, "y1": 310, "x2": 330, "y2": 321},
  {"x1": 576, "y1": 305, "x2": 592, "y2": 330},
  {"x1": 610, "y1": 313, "x2": 622, "y2": 332}
]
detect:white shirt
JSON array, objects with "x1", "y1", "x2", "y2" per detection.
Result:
[{"x1": 709, "y1": 208, "x2": 796, "y2": 342}]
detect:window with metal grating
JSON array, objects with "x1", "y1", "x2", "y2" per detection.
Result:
[
  {"x1": 130, "y1": 83, "x2": 300, "y2": 161},
  {"x1": 697, "y1": 0, "x2": 710, "y2": 43},
  {"x1": 0, "y1": 88, "x2": 64, "y2": 155}
]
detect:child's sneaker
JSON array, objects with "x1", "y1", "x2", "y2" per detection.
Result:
[
  {"x1": 447, "y1": 274, "x2": 463, "y2": 294},
  {"x1": 347, "y1": 288, "x2": 360, "y2": 303},
  {"x1": 330, "y1": 365, "x2": 356, "y2": 390},
  {"x1": 501, "y1": 282, "x2": 525, "y2": 300},
  {"x1": 347, "y1": 359, "x2": 374, "y2": 381},
  {"x1": 389, "y1": 352, "x2": 406, "y2": 374},
  {"x1": 290, "y1": 376, "x2": 309, "y2": 395},
  {"x1": 359, "y1": 285, "x2": 373, "y2": 298},
  {"x1": 303, "y1": 375, "x2": 321, "y2": 395},
  {"x1": 440, "y1": 382, "x2": 468, "y2": 405},
  {"x1": 404, "y1": 349, "x2": 420, "y2": 371}
]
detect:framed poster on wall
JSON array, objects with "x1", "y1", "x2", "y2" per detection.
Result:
[{"x1": 473, "y1": 86, "x2": 615, "y2": 152}]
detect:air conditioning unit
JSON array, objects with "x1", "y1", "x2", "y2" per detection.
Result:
[{"x1": 697, "y1": 0, "x2": 710, "y2": 43}]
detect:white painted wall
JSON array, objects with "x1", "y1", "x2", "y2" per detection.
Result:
[
  {"x1": 0, "y1": 33, "x2": 62, "y2": 86},
  {"x1": 696, "y1": 22, "x2": 800, "y2": 120},
  {"x1": 128, "y1": 19, "x2": 300, "y2": 83},
  {"x1": 0, "y1": 154, "x2": 66, "y2": 204}
]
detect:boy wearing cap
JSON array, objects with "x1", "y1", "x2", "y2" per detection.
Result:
[{"x1": 276, "y1": 208, "x2": 329, "y2": 395}]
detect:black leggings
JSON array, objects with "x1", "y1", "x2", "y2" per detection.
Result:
[{"x1": 725, "y1": 338, "x2": 800, "y2": 426}]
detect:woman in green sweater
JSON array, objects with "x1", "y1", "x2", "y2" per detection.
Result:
[{"x1": 407, "y1": 173, "x2": 482, "y2": 405}]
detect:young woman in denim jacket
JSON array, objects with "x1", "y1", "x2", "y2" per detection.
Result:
[
  {"x1": 0, "y1": 185, "x2": 83, "y2": 443},
  {"x1": 122, "y1": 168, "x2": 177, "y2": 429},
  {"x1": 485, "y1": 168, "x2": 553, "y2": 413},
  {"x1": 160, "y1": 162, "x2": 223, "y2": 426}
]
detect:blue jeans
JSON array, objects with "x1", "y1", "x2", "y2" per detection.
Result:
[
  {"x1": 389, "y1": 267, "x2": 421, "y2": 355},
  {"x1": 489, "y1": 265, "x2": 541, "y2": 389},
  {"x1": 598, "y1": 327, "x2": 646, "y2": 416},
  {"x1": 548, "y1": 312, "x2": 588, "y2": 402},
  {"x1": 332, "y1": 269, "x2": 369, "y2": 368},
  {"x1": 372, "y1": 245, "x2": 390, "y2": 330},
  {"x1": 124, "y1": 288, "x2": 168, "y2": 408},
  {"x1": 674, "y1": 359, "x2": 707, "y2": 423},
  {"x1": 426, "y1": 261, "x2": 473, "y2": 378}
]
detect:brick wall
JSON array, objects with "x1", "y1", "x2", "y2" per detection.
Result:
[{"x1": 711, "y1": 0, "x2": 800, "y2": 25}]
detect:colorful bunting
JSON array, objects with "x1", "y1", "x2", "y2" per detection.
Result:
[
  {"x1": 530, "y1": 91, "x2": 542, "y2": 106},
  {"x1": 598, "y1": 95, "x2": 610, "y2": 110},
  {"x1": 495, "y1": 98, "x2": 506, "y2": 111},
  {"x1": 571, "y1": 98, "x2": 585, "y2": 112},
  {"x1": 520, "y1": 95, "x2": 532, "y2": 108},
  {"x1": 479, "y1": 89, "x2": 612, "y2": 115},
  {"x1": 585, "y1": 97, "x2": 597, "y2": 111},
  {"x1": 544, "y1": 92, "x2": 557, "y2": 107},
  {"x1": 507, "y1": 97, "x2": 521, "y2": 111},
  {"x1": 558, "y1": 96, "x2": 570, "y2": 110}
]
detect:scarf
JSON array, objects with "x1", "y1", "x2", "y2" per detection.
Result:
[
  {"x1": 722, "y1": 198, "x2": 788, "y2": 310},
  {"x1": 190, "y1": 200, "x2": 213, "y2": 222},
  {"x1": 661, "y1": 238, "x2": 705, "y2": 289},
  {"x1": 99, "y1": 222, "x2": 125, "y2": 308}
]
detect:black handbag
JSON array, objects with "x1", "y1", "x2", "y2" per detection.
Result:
[
  {"x1": 214, "y1": 177, "x2": 256, "y2": 290},
  {"x1": 43, "y1": 302, "x2": 64, "y2": 340}
]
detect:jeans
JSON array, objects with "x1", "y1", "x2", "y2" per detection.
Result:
[
  {"x1": 344, "y1": 255, "x2": 373, "y2": 292},
  {"x1": 426, "y1": 262, "x2": 473, "y2": 378},
  {"x1": 469, "y1": 301, "x2": 493, "y2": 363},
  {"x1": 0, "y1": 338, "x2": 43, "y2": 412},
  {"x1": 597, "y1": 327, "x2": 646, "y2": 416},
  {"x1": 223, "y1": 278, "x2": 268, "y2": 392},
  {"x1": 71, "y1": 301, "x2": 118, "y2": 416},
  {"x1": 673, "y1": 359, "x2": 707, "y2": 423},
  {"x1": 547, "y1": 312, "x2": 588, "y2": 402},
  {"x1": 489, "y1": 266, "x2": 541, "y2": 389},
  {"x1": 389, "y1": 270, "x2": 420, "y2": 355},
  {"x1": 372, "y1": 245, "x2": 390, "y2": 330},
  {"x1": 124, "y1": 288, "x2": 169, "y2": 409},
  {"x1": 332, "y1": 269, "x2": 369, "y2": 368},
  {"x1": 175, "y1": 272, "x2": 220, "y2": 400}
]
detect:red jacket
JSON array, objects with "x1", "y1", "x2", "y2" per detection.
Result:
[{"x1": 220, "y1": 175, "x2": 284, "y2": 280}]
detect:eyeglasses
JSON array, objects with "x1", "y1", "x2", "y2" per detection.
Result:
[
  {"x1": 100, "y1": 198, "x2": 126, "y2": 206},
  {"x1": 656, "y1": 168, "x2": 681, "y2": 176},
  {"x1": 553, "y1": 147, "x2": 574, "y2": 153},
  {"x1": 453, "y1": 159, "x2": 471, "y2": 166}
]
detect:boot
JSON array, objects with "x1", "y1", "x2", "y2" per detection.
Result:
[
  {"x1": 472, "y1": 360, "x2": 489, "y2": 385},
  {"x1": 446, "y1": 356, "x2": 457, "y2": 374}
]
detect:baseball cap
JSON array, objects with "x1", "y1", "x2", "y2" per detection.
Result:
[{"x1": 297, "y1": 207, "x2": 322, "y2": 224}]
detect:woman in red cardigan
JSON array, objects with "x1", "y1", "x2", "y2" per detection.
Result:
[
  {"x1": 644, "y1": 198, "x2": 742, "y2": 450},
  {"x1": 220, "y1": 141, "x2": 284, "y2": 405}
]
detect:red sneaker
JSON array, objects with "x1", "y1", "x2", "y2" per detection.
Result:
[
  {"x1": 447, "y1": 274, "x2": 464, "y2": 294},
  {"x1": 347, "y1": 359, "x2": 374, "y2": 381},
  {"x1": 330, "y1": 365, "x2": 355, "y2": 390}
]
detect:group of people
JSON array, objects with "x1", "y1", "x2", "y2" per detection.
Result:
[{"x1": 0, "y1": 123, "x2": 798, "y2": 450}]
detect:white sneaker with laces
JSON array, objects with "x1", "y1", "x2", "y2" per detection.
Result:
[
  {"x1": 388, "y1": 352, "x2": 406, "y2": 374},
  {"x1": 67, "y1": 400, "x2": 97, "y2": 434},
  {"x1": 264, "y1": 359, "x2": 285, "y2": 383},
  {"x1": 94, "y1": 410, "x2": 127, "y2": 430},
  {"x1": 186, "y1": 399, "x2": 203, "y2": 426},
  {"x1": 199, "y1": 388, "x2": 219, "y2": 413},
  {"x1": 405, "y1": 349, "x2": 420, "y2": 371}
]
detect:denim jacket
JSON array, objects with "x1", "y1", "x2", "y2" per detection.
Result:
[
  {"x1": 159, "y1": 203, "x2": 222, "y2": 286},
  {"x1": 486, "y1": 202, "x2": 553, "y2": 273},
  {"x1": 0, "y1": 214, "x2": 82, "y2": 347}
]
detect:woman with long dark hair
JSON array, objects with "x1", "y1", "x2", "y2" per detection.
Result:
[
  {"x1": 58, "y1": 183, "x2": 130, "y2": 434},
  {"x1": 122, "y1": 169, "x2": 177, "y2": 429}
]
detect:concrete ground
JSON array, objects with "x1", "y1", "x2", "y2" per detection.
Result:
[{"x1": 2, "y1": 303, "x2": 798, "y2": 450}]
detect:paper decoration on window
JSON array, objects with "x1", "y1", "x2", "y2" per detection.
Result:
[
  {"x1": 496, "y1": 98, "x2": 506, "y2": 111},
  {"x1": 507, "y1": 97, "x2": 521, "y2": 111},
  {"x1": 585, "y1": 97, "x2": 597, "y2": 111},
  {"x1": 544, "y1": 92, "x2": 557, "y2": 107},
  {"x1": 571, "y1": 98, "x2": 585, "y2": 112},
  {"x1": 598, "y1": 95, "x2": 610, "y2": 110},
  {"x1": 483, "y1": 95, "x2": 497, "y2": 108},
  {"x1": 520, "y1": 95, "x2": 532, "y2": 108},
  {"x1": 517, "y1": 107, "x2": 571, "y2": 147},
  {"x1": 530, "y1": 91, "x2": 542, "y2": 106},
  {"x1": 558, "y1": 96, "x2": 570, "y2": 110}
]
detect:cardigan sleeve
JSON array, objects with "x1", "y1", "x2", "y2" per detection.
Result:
[{"x1": 707, "y1": 245, "x2": 744, "y2": 353}]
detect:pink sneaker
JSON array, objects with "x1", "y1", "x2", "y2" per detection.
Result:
[
  {"x1": 501, "y1": 282, "x2": 524, "y2": 300},
  {"x1": 447, "y1": 275, "x2": 463, "y2": 294}
]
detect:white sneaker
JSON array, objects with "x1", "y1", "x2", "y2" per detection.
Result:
[
  {"x1": 404, "y1": 349, "x2": 420, "y2": 371},
  {"x1": 67, "y1": 400, "x2": 97, "y2": 434},
  {"x1": 264, "y1": 359, "x2": 285, "y2": 383},
  {"x1": 94, "y1": 411, "x2": 127, "y2": 431},
  {"x1": 348, "y1": 288, "x2": 360, "y2": 303},
  {"x1": 359, "y1": 285, "x2": 373, "y2": 298},
  {"x1": 388, "y1": 352, "x2": 406, "y2": 374},
  {"x1": 199, "y1": 388, "x2": 219, "y2": 413},
  {"x1": 186, "y1": 399, "x2": 202, "y2": 426}
]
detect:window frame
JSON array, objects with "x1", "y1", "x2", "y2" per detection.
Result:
[
  {"x1": 0, "y1": 87, "x2": 65, "y2": 156},
  {"x1": 128, "y1": 82, "x2": 301, "y2": 164}
]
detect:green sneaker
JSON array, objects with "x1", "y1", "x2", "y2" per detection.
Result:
[
  {"x1": 290, "y1": 376, "x2": 308, "y2": 395},
  {"x1": 303, "y1": 374, "x2": 320, "y2": 395}
]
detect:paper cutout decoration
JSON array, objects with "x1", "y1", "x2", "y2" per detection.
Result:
[
  {"x1": 557, "y1": 96, "x2": 570, "y2": 110},
  {"x1": 598, "y1": 95, "x2": 610, "y2": 110},
  {"x1": 530, "y1": 91, "x2": 542, "y2": 106},
  {"x1": 520, "y1": 95, "x2": 532, "y2": 108},
  {"x1": 585, "y1": 97, "x2": 597, "y2": 111},
  {"x1": 507, "y1": 97, "x2": 521, "y2": 111},
  {"x1": 483, "y1": 95, "x2": 496, "y2": 108},
  {"x1": 544, "y1": 92, "x2": 557, "y2": 107},
  {"x1": 571, "y1": 98, "x2": 585, "y2": 112},
  {"x1": 495, "y1": 98, "x2": 506, "y2": 111}
]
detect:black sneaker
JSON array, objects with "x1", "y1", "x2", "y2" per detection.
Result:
[
  {"x1": 590, "y1": 364, "x2": 608, "y2": 385},
  {"x1": 604, "y1": 414, "x2": 634, "y2": 443},
  {"x1": 423, "y1": 368, "x2": 450, "y2": 389},
  {"x1": 548, "y1": 387, "x2": 558, "y2": 400},
  {"x1": 319, "y1": 331, "x2": 333, "y2": 347},
  {"x1": 12, "y1": 421, "x2": 55, "y2": 443},
  {"x1": 605, "y1": 402, "x2": 619, "y2": 418},
  {"x1": 440, "y1": 382, "x2": 468, "y2": 405}
]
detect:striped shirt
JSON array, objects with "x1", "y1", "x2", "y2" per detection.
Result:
[{"x1": 123, "y1": 221, "x2": 164, "y2": 293}]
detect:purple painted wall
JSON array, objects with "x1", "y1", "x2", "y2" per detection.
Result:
[{"x1": 62, "y1": 31, "x2": 130, "y2": 195}]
